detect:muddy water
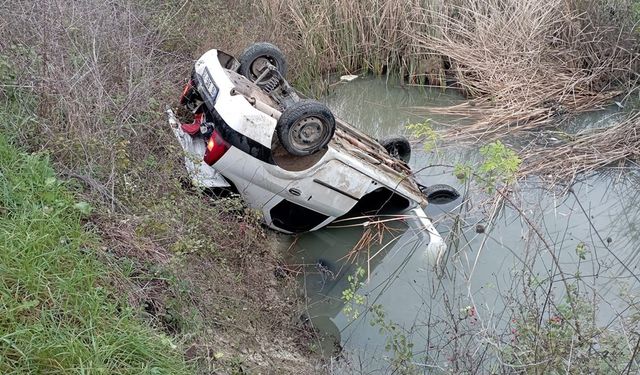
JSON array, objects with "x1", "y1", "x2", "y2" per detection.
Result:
[{"x1": 285, "y1": 77, "x2": 635, "y2": 372}]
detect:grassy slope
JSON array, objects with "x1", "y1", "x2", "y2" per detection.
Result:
[
  {"x1": 0, "y1": 126, "x2": 190, "y2": 373},
  {"x1": 0, "y1": 1, "x2": 316, "y2": 370}
]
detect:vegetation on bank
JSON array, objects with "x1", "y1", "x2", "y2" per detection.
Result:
[
  {"x1": 266, "y1": 0, "x2": 638, "y2": 86},
  {"x1": 1, "y1": 0, "x2": 638, "y2": 373},
  {"x1": 265, "y1": 0, "x2": 639, "y2": 180},
  {"x1": 0, "y1": 132, "x2": 190, "y2": 372},
  {"x1": 1, "y1": 1, "x2": 316, "y2": 373}
]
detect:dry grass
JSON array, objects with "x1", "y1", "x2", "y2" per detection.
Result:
[
  {"x1": 265, "y1": 0, "x2": 638, "y2": 145},
  {"x1": 262, "y1": 0, "x2": 439, "y2": 87},
  {"x1": 266, "y1": 0, "x2": 639, "y2": 181},
  {"x1": 519, "y1": 112, "x2": 640, "y2": 182},
  {"x1": 0, "y1": 0, "x2": 319, "y2": 372},
  {"x1": 412, "y1": 0, "x2": 638, "y2": 142}
]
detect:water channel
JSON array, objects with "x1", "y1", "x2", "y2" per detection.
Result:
[{"x1": 284, "y1": 77, "x2": 637, "y2": 373}]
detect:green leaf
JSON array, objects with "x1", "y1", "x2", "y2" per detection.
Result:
[
  {"x1": 575, "y1": 242, "x2": 588, "y2": 260},
  {"x1": 73, "y1": 201, "x2": 93, "y2": 215}
]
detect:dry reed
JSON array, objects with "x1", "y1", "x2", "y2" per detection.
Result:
[
  {"x1": 411, "y1": 0, "x2": 638, "y2": 141},
  {"x1": 265, "y1": 0, "x2": 638, "y2": 149},
  {"x1": 262, "y1": 0, "x2": 439, "y2": 84},
  {"x1": 519, "y1": 113, "x2": 640, "y2": 182}
]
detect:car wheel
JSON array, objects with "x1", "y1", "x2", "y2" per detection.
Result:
[
  {"x1": 238, "y1": 42, "x2": 287, "y2": 86},
  {"x1": 380, "y1": 136, "x2": 411, "y2": 163},
  {"x1": 277, "y1": 100, "x2": 336, "y2": 156},
  {"x1": 420, "y1": 184, "x2": 460, "y2": 204}
]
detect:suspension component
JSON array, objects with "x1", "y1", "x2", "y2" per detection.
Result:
[{"x1": 262, "y1": 76, "x2": 281, "y2": 93}]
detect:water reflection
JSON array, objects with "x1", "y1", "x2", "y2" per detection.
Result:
[{"x1": 290, "y1": 219, "x2": 414, "y2": 356}]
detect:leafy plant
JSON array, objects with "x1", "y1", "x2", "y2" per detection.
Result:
[
  {"x1": 478, "y1": 140, "x2": 521, "y2": 191},
  {"x1": 575, "y1": 242, "x2": 588, "y2": 260},
  {"x1": 407, "y1": 120, "x2": 439, "y2": 153},
  {"x1": 342, "y1": 267, "x2": 367, "y2": 320},
  {"x1": 370, "y1": 304, "x2": 416, "y2": 374},
  {"x1": 504, "y1": 282, "x2": 635, "y2": 374},
  {"x1": 340, "y1": 267, "x2": 417, "y2": 373},
  {"x1": 454, "y1": 163, "x2": 472, "y2": 182}
]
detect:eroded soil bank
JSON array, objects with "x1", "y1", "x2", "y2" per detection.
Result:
[{"x1": 0, "y1": 1, "x2": 324, "y2": 374}]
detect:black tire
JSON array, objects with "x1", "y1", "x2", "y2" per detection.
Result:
[
  {"x1": 380, "y1": 136, "x2": 411, "y2": 163},
  {"x1": 238, "y1": 42, "x2": 287, "y2": 85},
  {"x1": 277, "y1": 100, "x2": 336, "y2": 156},
  {"x1": 420, "y1": 184, "x2": 460, "y2": 204}
]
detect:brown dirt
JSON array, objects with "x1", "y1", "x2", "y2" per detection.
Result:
[{"x1": 271, "y1": 135, "x2": 328, "y2": 171}]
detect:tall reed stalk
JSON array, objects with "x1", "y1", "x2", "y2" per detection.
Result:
[
  {"x1": 264, "y1": 0, "x2": 638, "y2": 141},
  {"x1": 263, "y1": 0, "x2": 445, "y2": 86}
]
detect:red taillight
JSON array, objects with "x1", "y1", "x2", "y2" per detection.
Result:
[
  {"x1": 180, "y1": 112, "x2": 204, "y2": 135},
  {"x1": 203, "y1": 130, "x2": 230, "y2": 165},
  {"x1": 180, "y1": 79, "x2": 195, "y2": 105}
]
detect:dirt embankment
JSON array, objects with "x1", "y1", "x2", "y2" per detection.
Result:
[{"x1": 0, "y1": 1, "x2": 325, "y2": 373}]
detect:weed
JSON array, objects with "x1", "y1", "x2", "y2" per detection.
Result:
[
  {"x1": 407, "y1": 120, "x2": 439, "y2": 153},
  {"x1": 454, "y1": 163, "x2": 472, "y2": 182},
  {"x1": 504, "y1": 281, "x2": 637, "y2": 373},
  {"x1": 370, "y1": 304, "x2": 416, "y2": 374},
  {"x1": 478, "y1": 141, "x2": 522, "y2": 191},
  {"x1": 341, "y1": 268, "x2": 416, "y2": 373},
  {"x1": 0, "y1": 134, "x2": 190, "y2": 373},
  {"x1": 342, "y1": 267, "x2": 367, "y2": 320}
]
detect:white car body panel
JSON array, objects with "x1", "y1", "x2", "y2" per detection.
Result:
[{"x1": 195, "y1": 50, "x2": 276, "y2": 148}]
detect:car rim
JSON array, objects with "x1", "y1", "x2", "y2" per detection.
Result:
[
  {"x1": 289, "y1": 116, "x2": 327, "y2": 152},
  {"x1": 251, "y1": 56, "x2": 275, "y2": 79},
  {"x1": 389, "y1": 145, "x2": 400, "y2": 159}
]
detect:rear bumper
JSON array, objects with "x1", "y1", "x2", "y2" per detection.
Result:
[{"x1": 166, "y1": 107, "x2": 230, "y2": 188}]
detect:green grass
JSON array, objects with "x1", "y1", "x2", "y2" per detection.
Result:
[{"x1": 0, "y1": 131, "x2": 191, "y2": 373}]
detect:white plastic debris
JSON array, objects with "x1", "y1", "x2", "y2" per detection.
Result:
[
  {"x1": 340, "y1": 74, "x2": 359, "y2": 82},
  {"x1": 166, "y1": 107, "x2": 230, "y2": 188}
]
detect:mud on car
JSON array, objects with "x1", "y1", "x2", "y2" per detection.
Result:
[{"x1": 167, "y1": 43, "x2": 454, "y2": 249}]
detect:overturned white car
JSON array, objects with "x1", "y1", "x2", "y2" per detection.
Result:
[{"x1": 167, "y1": 43, "x2": 454, "y2": 248}]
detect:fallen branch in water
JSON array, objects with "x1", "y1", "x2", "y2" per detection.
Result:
[
  {"x1": 413, "y1": 90, "x2": 622, "y2": 143},
  {"x1": 518, "y1": 113, "x2": 640, "y2": 182}
]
